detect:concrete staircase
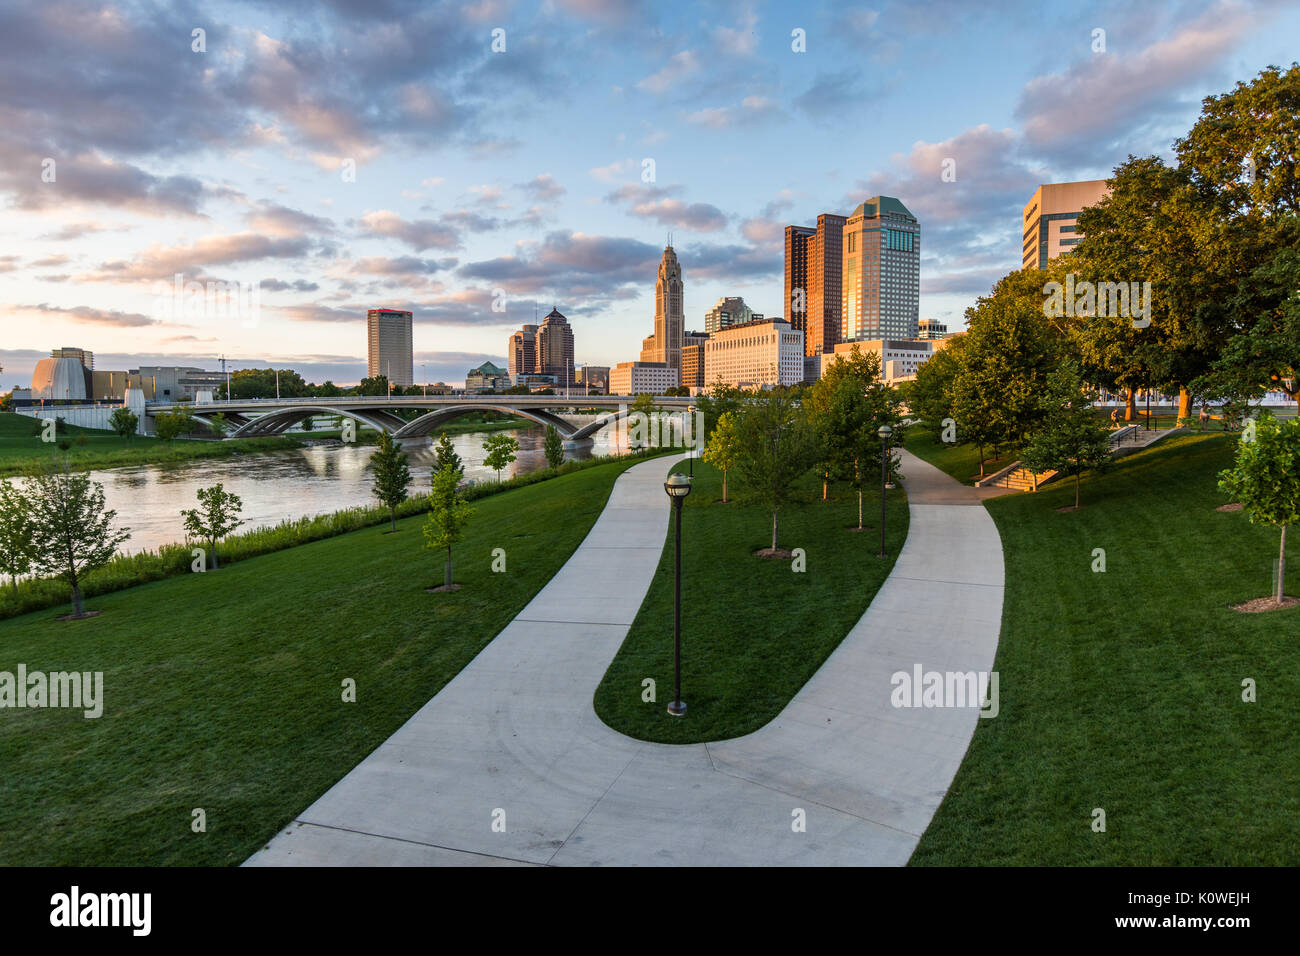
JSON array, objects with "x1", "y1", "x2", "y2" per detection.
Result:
[{"x1": 975, "y1": 425, "x2": 1185, "y2": 493}]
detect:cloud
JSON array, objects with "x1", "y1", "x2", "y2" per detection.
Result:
[
  {"x1": 1014, "y1": 0, "x2": 1261, "y2": 162},
  {"x1": 517, "y1": 173, "x2": 566, "y2": 202},
  {"x1": 604, "y1": 183, "x2": 728, "y2": 231},
  {"x1": 245, "y1": 201, "x2": 336, "y2": 238},
  {"x1": 17, "y1": 302, "x2": 159, "y2": 327},
  {"x1": 91, "y1": 233, "x2": 314, "y2": 282},
  {"x1": 637, "y1": 51, "x2": 701, "y2": 94},
  {"x1": 260, "y1": 278, "x2": 321, "y2": 292},
  {"x1": 793, "y1": 71, "x2": 885, "y2": 120},
  {"x1": 358, "y1": 210, "x2": 461, "y2": 251},
  {"x1": 685, "y1": 95, "x2": 780, "y2": 129}
]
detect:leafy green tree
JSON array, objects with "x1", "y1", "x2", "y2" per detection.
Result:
[
  {"x1": 1020, "y1": 363, "x2": 1113, "y2": 509},
  {"x1": 1176, "y1": 62, "x2": 1300, "y2": 221},
  {"x1": 153, "y1": 407, "x2": 193, "y2": 443},
  {"x1": 733, "y1": 390, "x2": 819, "y2": 553},
  {"x1": 370, "y1": 431, "x2": 412, "y2": 532},
  {"x1": 181, "y1": 483, "x2": 244, "y2": 570},
  {"x1": 543, "y1": 425, "x2": 564, "y2": 469},
  {"x1": 1219, "y1": 413, "x2": 1300, "y2": 605},
  {"x1": 434, "y1": 433, "x2": 463, "y2": 478},
  {"x1": 694, "y1": 379, "x2": 746, "y2": 442},
  {"x1": 108, "y1": 407, "x2": 138, "y2": 440},
  {"x1": 27, "y1": 462, "x2": 131, "y2": 616},
  {"x1": 425, "y1": 464, "x2": 474, "y2": 590},
  {"x1": 805, "y1": 345, "x2": 907, "y2": 526},
  {"x1": 358, "y1": 375, "x2": 390, "y2": 397},
  {"x1": 206, "y1": 412, "x2": 228, "y2": 438},
  {"x1": 0, "y1": 479, "x2": 34, "y2": 596},
  {"x1": 701, "y1": 410, "x2": 742, "y2": 503},
  {"x1": 907, "y1": 336, "x2": 965, "y2": 438},
  {"x1": 482, "y1": 433, "x2": 519, "y2": 482}
]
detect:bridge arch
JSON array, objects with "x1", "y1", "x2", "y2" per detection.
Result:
[
  {"x1": 228, "y1": 405, "x2": 403, "y2": 438},
  {"x1": 392, "y1": 404, "x2": 576, "y2": 440}
]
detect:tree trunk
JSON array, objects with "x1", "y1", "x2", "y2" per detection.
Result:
[
  {"x1": 391, "y1": 509, "x2": 397, "y2": 532},
  {"x1": 858, "y1": 489, "x2": 864, "y2": 530},
  {"x1": 771, "y1": 509, "x2": 778, "y2": 552},
  {"x1": 445, "y1": 546, "x2": 453, "y2": 589},
  {"x1": 1075, "y1": 473, "x2": 1081, "y2": 509},
  {"x1": 71, "y1": 578, "x2": 84, "y2": 617},
  {"x1": 1125, "y1": 389, "x2": 1136, "y2": 421},
  {"x1": 210, "y1": 540, "x2": 220, "y2": 570},
  {"x1": 722, "y1": 469, "x2": 728, "y2": 503},
  {"x1": 1278, "y1": 525, "x2": 1287, "y2": 604},
  {"x1": 822, "y1": 471, "x2": 828, "y2": 501},
  {"x1": 1177, "y1": 387, "x2": 1191, "y2": 422},
  {"x1": 978, "y1": 446, "x2": 986, "y2": 478},
  {"x1": 856, "y1": 458, "x2": 863, "y2": 529}
]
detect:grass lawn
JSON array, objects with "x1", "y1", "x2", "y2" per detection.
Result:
[
  {"x1": 905, "y1": 430, "x2": 1018, "y2": 485},
  {"x1": 0, "y1": 411, "x2": 300, "y2": 477},
  {"x1": 911, "y1": 433, "x2": 1300, "y2": 865},
  {"x1": 593, "y1": 460, "x2": 908, "y2": 744},
  {"x1": 0, "y1": 454, "x2": 652, "y2": 865}
]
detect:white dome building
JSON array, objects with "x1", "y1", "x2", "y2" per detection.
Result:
[{"x1": 31, "y1": 357, "x2": 91, "y2": 401}]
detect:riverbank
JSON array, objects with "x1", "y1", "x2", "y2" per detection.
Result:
[
  {"x1": 0, "y1": 446, "x2": 673, "y2": 621},
  {"x1": 0, "y1": 412, "x2": 303, "y2": 478},
  {"x1": 0, "y1": 411, "x2": 540, "y2": 478},
  {"x1": 0, "y1": 452, "x2": 666, "y2": 865}
]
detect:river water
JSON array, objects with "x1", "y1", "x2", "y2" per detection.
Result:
[{"x1": 22, "y1": 425, "x2": 632, "y2": 555}]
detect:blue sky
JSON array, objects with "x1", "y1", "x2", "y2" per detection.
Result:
[{"x1": 2, "y1": 0, "x2": 1298, "y2": 389}]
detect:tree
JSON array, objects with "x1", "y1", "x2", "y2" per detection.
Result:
[
  {"x1": 27, "y1": 462, "x2": 131, "y2": 617},
  {"x1": 153, "y1": 407, "x2": 193, "y2": 443},
  {"x1": 805, "y1": 345, "x2": 907, "y2": 526},
  {"x1": 181, "y1": 483, "x2": 244, "y2": 570},
  {"x1": 907, "y1": 336, "x2": 965, "y2": 437},
  {"x1": 695, "y1": 379, "x2": 746, "y2": 442},
  {"x1": 424, "y1": 463, "x2": 474, "y2": 590},
  {"x1": 543, "y1": 425, "x2": 564, "y2": 469},
  {"x1": 733, "y1": 390, "x2": 819, "y2": 554},
  {"x1": 0, "y1": 479, "x2": 34, "y2": 596},
  {"x1": 1176, "y1": 62, "x2": 1300, "y2": 221},
  {"x1": 1219, "y1": 414, "x2": 1300, "y2": 606},
  {"x1": 207, "y1": 412, "x2": 228, "y2": 438},
  {"x1": 482, "y1": 433, "x2": 519, "y2": 482},
  {"x1": 701, "y1": 410, "x2": 742, "y2": 503},
  {"x1": 370, "y1": 431, "x2": 412, "y2": 532},
  {"x1": 109, "y1": 407, "x2": 138, "y2": 440},
  {"x1": 434, "y1": 433, "x2": 463, "y2": 478},
  {"x1": 1019, "y1": 363, "x2": 1113, "y2": 509},
  {"x1": 358, "y1": 375, "x2": 390, "y2": 397}
]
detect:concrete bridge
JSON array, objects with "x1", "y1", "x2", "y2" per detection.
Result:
[{"x1": 150, "y1": 395, "x2": 697, "y2": 442}]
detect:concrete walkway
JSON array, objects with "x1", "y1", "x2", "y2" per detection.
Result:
[{"x1": 246, "y1": 448, "x2": 1005, "y2": 867}]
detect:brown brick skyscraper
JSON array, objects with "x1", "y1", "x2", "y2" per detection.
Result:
[{"x1": 784, "y1": 214, "x2": 845, "y2": 356}]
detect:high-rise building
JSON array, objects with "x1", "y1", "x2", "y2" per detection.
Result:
[
  {"x1": 703, "y1": 297, "x2": 760, "y2": 335},
  {"x1": 785, "y1": 215, "x2": 846, "y2": 355},
  {"x1": 536, "y1": 307, "x2": 575, "y2": 387},
  {"x1": 509, "y1": 324, "x2": 539, "y2": 381},
  {"x1": 367, "y1": 308, "x2": 414, "y2": 386},
  {"x1": 784, "y1": 225, "x2": 815, "y2": 340},
  {"x1": 703, "y1": 318, "x2": 804, "y2": 389},
  {"x1": 917, "y1": 318, "x2": 949, "y2": 340},
  {"x1": 576, "y1": 365, "x2": 610, "y2": 394},
  {"x1": 841, "y1": 197, "x2": 920, "y2": 342},
  {"x1": 640, "y1": 245, "x2": 684, "y2": 370},
  {"x1": 1022, "y1": 180, "x2": 1110, "y2": 270},
  {"x1": 465, "y1": 362, "x2": 510, "y2": 391}
]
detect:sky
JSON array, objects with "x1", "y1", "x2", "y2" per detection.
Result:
[{"x1": 2, "y1": 0, "x2": 1298, "y2": 390}]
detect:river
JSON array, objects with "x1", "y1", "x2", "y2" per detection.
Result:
[{"x1": 22, "y1": 425, "x2": 634, "y2": 555}]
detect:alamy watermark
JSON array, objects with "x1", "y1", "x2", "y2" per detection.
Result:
[
  {"x1": 890, "y1": 664, "x2": 999, "y2": 718},
  {"x1": 149, "y1": 273, "x2": 261, "y2": 328},
  {"x1": 0, "y1": 665, "x2": 103, "y2": 718},
  {"x1": 1043, "y1": 273, "x2": 1151, "y2": 328}
]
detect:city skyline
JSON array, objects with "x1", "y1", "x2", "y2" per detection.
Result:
[{"x1": 2, "y1": 0, "x2": 1298, "y2": 391}]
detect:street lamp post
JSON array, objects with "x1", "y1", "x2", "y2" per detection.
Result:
[
  {"x1": 687, "y1": 404, "x2": 695, "y2": 476},
  {"x1": 877, "y1": 424, "x2": 893, "y2": 558},
  {"x1": 664, "y1": 472, "x2": 692, "y2": 717}
]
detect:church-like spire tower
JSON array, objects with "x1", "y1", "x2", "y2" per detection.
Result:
[{"x1": 652, "y1": 244, "x2": 684, "y2": 371}]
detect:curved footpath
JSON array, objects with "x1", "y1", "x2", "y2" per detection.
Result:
[{"x1": 246, "y1": 449, "x2": 1005, "y2": 867}]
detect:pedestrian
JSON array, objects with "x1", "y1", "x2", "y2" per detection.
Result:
[{"x1": 1199, "y1": 405, "x2": 1209, "y2": 431}]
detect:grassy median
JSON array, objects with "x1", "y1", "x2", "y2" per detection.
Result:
[
  {"x1": 594, "y1": 459, "x2": 908, "y2": 744},
  {"x1": 0, "y1": 453, "x2": 653, "y2": 865},
  {"x1": 910, "y1": 434, "x2": 1300, "y2": 865}
]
